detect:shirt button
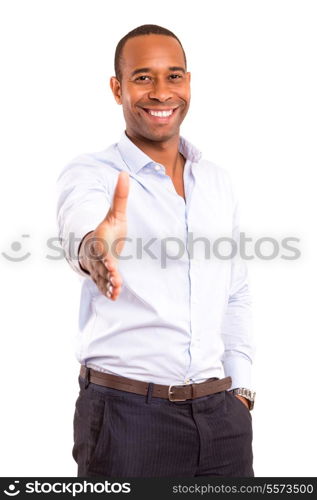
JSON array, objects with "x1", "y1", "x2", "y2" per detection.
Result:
[
  {"x1": 185, "y1": 378, "x2": 191, "y2": 384},
  {"x1": 154, "y1": 165, "x2": 161, "y2": 171}
]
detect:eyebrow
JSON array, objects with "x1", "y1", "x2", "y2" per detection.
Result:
[{"x1": 130, "y1": 66, "x2": 186, "y2": 77}]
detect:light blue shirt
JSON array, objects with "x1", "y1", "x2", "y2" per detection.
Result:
[{"x1": 56, "y1": 131, "x2": 255, "y2": 389}]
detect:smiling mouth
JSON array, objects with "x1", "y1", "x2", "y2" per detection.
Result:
[{"x1": 140, "y1": 107, "x2": 179, "y2": 120}]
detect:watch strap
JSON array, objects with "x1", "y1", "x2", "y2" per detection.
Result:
[{"x1": 230, "y1": 387, "x2": 256, "y2": 410}]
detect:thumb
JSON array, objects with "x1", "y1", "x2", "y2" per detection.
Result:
[{"x1": 110, "y1": 171, "x2": 130, "y2": 221}]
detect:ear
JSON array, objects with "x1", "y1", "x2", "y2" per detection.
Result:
[
  {"x1": 186, "y1": 71, "x2": 191, "y2": 83},
  {"x1": 110, "y1": 76, "x2": 122, "y2": 104}
]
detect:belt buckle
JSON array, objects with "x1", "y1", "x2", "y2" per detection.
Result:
[{"x1": 168, "y1": 384, "x2": 188, "y2": 402}]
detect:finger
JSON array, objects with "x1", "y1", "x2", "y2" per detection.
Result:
[
  {"x1": 104, "y1": 268, "x2": 122, "y2": 300},
  {"x1": 111, "y1": 171, "x2": 130, "y2": 221},
  {"x1": 92, "y1": 271, "x2": 108, "y2": 296},
  {"x1": 107, "y1": 284, "x2": 122, "y2": 301},
  {"x1": 108, "y1": 273, "x2": 122, "y2": 288},
  {"x1": 103, "y1": 256, "x2": 118, "y2": 273},
  {"x1": 93, "y1": 263, "x2": 122, "y2": 298},
  {"x1": 105, "y1": 272, "x2": 122, "y2": 299},
  {"x1": 95, "y1": 274, "x2": 108, "y2": 296},
  {"x1": 90, "y1": 261, "x2": 106, "y2": 279},
  {"x1": 91, "y1": 254, "x2": 115, "y2": 278}
]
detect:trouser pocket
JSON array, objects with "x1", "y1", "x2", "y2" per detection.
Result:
[{"x1": 72, "y1": 390, "x2": 106, "y2": 476}]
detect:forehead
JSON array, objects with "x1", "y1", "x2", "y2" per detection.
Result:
[{"x1": 121, "y1": 34, "x2": 185, "y2": 74}]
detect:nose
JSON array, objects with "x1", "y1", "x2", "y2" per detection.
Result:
[{"x1": 148, "y1": 78, "x2": 173, "y2": 102}]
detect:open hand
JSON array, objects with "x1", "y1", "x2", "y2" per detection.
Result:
[{"x1": 79, "y1": 171, "x2": 130, "y2": 300}]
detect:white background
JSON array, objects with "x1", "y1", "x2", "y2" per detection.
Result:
[{"x1": 0, "y1": 0, "x2": 316, "y2": 477}]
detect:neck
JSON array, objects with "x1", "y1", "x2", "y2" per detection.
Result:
[{"x1": 125, "y1": 131, "x2": 184, "y2": 177}]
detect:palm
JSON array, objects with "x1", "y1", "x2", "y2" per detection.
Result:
[{"x1": 96, "y1": 214, "x2": 127, "y2": 262}]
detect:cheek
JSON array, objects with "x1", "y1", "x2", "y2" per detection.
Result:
[
  {"x1": 179, "y1": 92, "x2": 190, "y2": 113},
  {"x1": 175, "y1": 87, "x2": 190, "y2": 108},
  {"x1": 183, "y1": 88, "x2": 191, "y2": 103},
  {"x1": 122, "y1": 93, "x2": 140, "y2": 114},
  {"x1": 121, "y1": 98, "x2": 134, "y2": 116}
]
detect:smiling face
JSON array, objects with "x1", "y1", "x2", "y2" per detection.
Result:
[{"x1": 110, "y1": 34, "x2": 191, "y2": 143}]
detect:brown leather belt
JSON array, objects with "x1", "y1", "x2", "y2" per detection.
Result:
[{"x1": 80, "y1": 365, "x2": 232, "y2": 402}]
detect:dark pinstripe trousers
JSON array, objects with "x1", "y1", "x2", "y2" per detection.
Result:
[{"x1": 72, "y1": 375, "x2": 254, "y2": 477}]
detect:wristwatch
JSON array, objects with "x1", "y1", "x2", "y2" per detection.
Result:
[{"x1": 230, "y1": 388, "x2": 256, "y2": 410}]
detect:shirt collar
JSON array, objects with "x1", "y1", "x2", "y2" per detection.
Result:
[{"x1": 117, "y1": 130, "x2": 202, "y2": 174}]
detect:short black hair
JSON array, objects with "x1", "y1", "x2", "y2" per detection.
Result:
[{"x1": 114, "y1": 24, "x2": 187, "y2": 81}]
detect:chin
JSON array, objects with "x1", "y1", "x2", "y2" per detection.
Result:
[{"x1": 145, "y1": 128, "x2": 180, "y2": 142}]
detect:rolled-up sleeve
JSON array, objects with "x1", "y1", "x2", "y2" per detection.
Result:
[
  {"x1": 221, "y1": 181, "x2": 256, "y2": 390},
  {"x1": 56, "y1": 156, "x2": 111, "y2": 277}
]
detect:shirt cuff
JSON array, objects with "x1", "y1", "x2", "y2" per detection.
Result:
[
  {"x1": 59, "y1": 210, "x2": 108, "y2": 278},
  {"x1": 222, "y1": 352, "x2": 253, "y2": 390}
]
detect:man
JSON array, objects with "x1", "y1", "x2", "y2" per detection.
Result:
[{"x1": 56, "y1": 24, "x2": 256, "y2": 477}]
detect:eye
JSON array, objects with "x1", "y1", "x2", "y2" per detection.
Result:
[
  {"x1": 135, "y1": 75, "x2": 151, "y2": 82},
  {"x1": 169, "y1": 74, "x2": 183, "y2": 80}
]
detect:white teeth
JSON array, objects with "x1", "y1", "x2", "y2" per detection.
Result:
[{"x1": 148, "y1": 109, "x2": 173, "y2": 117}]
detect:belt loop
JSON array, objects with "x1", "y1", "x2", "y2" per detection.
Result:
[
  {"x1": 146, "y1": 382, "x2": 154, "y2": 404},
  {"x1": 191, "y1": 383, "x2": 195, "y2": 399},
  {"x1": 84, "y1": 367, "x2": 90, "y2": 389}
]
